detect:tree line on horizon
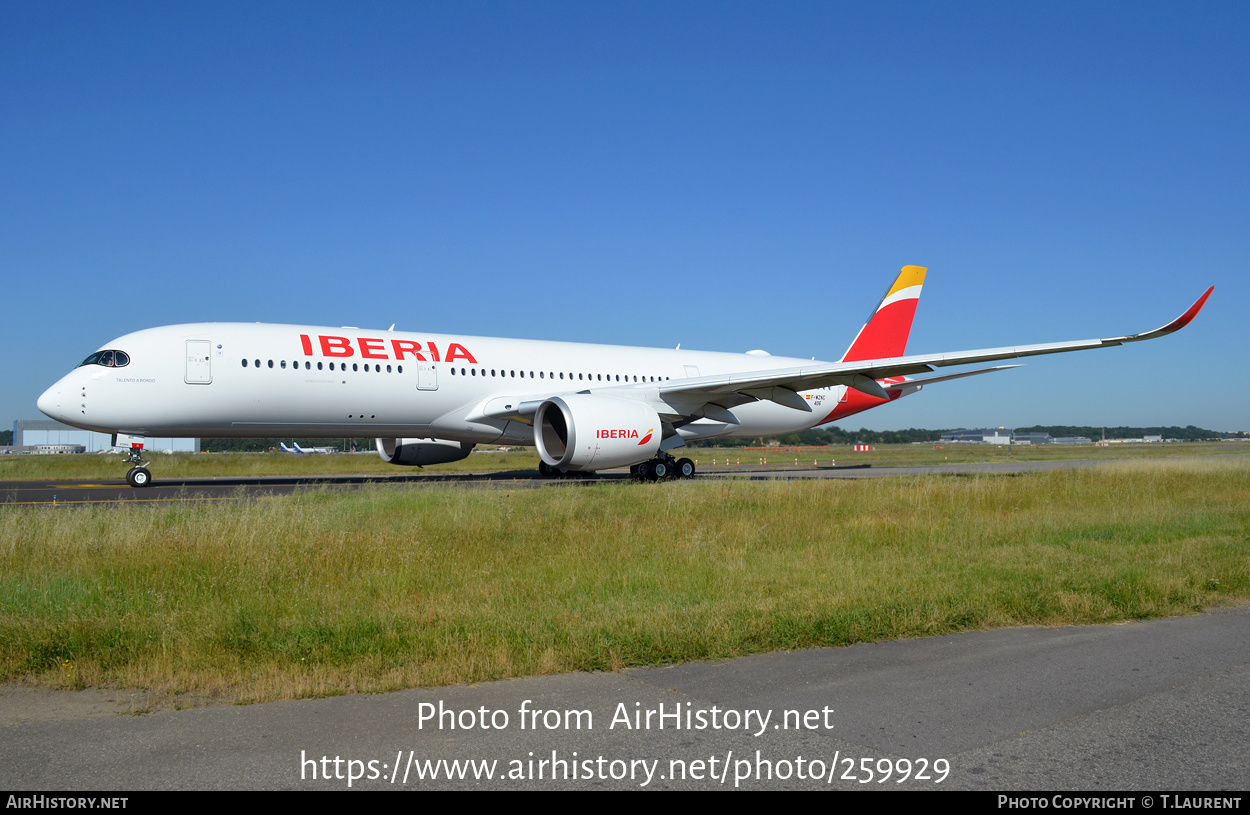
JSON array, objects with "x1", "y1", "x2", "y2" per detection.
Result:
[{"x1": 685, "y1": 424, "x2": 1236, "y2": 448}]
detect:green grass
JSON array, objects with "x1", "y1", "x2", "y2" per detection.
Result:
[{"x1": 2, "y1": 457, "x2": 1247, "y2": 704}]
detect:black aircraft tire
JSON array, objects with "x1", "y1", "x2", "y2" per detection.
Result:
[
  {"x1": 676, "y1": 458, "x2": 695, "y2": 478},
  {"x1": 127, "y1": 467, "x2": 152, "y2": 488}
]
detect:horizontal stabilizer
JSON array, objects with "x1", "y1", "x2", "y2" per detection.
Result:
[{"x1": 882, "y1": 365, "x2": 1022, "y2": 390}]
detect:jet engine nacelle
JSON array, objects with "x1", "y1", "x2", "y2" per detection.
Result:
[
  {"x1": 376, "y1": 437, "x2": 475, "y2": 466},
  {"x1": 534, "y1": 395, "x2": 662, "y2": 471}
]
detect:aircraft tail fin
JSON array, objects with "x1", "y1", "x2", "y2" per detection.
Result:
[{"x1": 840, "y1": 265, "x2": 926, "y2": 362}]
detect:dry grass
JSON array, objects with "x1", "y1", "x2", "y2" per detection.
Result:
[{"x1": 2, "y1": 457, "x2": 1246, "y2": 704}]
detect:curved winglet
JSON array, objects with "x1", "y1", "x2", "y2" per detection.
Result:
[{"x1": 1116, "y1": 286, "x2": 1214, "y2": 343}]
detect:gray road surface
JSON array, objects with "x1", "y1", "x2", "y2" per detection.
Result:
[
  {"x1": 3, "y1": 606, "x2": 1246, "y2": 790},
  {"x1": 0, "y1": 457, "x2": 1139, "y2": 505}
]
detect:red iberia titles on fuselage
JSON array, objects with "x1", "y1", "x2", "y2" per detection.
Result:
[{"x1": 300, "y1": 334, "x2": 478, "y2": 363}]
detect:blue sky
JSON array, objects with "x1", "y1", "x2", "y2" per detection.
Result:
[{"x1": 3, "y1": 2, "x2": 1247, "y2": 433}]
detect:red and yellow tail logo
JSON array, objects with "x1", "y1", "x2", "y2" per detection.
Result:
[
  {"x1": 841, "y1": 265, "x2": 926, "y2": 362},
  {"x1": 638, "y1": 428, "x2": 654, "y2": 445}
]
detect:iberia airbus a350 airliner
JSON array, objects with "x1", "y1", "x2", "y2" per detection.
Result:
[{"x1": 37, "y1": 266, "x2": 1213, "y2": 487}]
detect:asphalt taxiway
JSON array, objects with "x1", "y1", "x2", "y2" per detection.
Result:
[{"x1": 0, "y1": 457, "x2": 1124, "y2": 505}]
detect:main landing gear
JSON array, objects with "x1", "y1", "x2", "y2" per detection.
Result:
[
  {"x1": 631, "y1": 454, "x2": 696, "y2": 482},
  {"x1": 535, "y1": 454, "x2": 697, "y2": 482},
  {"x1": 536, "y1": 460, "x2": 563, "y2": 478}
]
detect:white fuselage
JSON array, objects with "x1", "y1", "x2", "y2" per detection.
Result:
[{"x1": 37, "y1": 323, "x2": 845, "y2": 445}]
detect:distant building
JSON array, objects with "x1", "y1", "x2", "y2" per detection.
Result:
[
  {"x1": 940, "y1": 429, "x2": 993, "y2": 443},
  {"x1": 10, "y1": 420, "x2": 198, "y2": 454},
  {"x1": 939, "y1": 429, "x2": 1053, "y2": 445}
]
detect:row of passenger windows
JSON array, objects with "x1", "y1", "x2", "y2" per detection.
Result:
[
  {"x1": 450, "y1": 368, "x2": 669, "y2": 383},
  {"x1": 239, "y1": 358, "x2": 669, "y2": 383},
  {"x1": 242, "y1": 359, "x2": 402, "y2": 373}
]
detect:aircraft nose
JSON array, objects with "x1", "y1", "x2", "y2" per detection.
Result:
[{"x1": 37, "y1": 384, "x2": 62, "y2": 421}]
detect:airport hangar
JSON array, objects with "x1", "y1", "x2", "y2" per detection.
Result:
[{"x1": 6, "y1": 419, "x2": 198, "y2": 455}]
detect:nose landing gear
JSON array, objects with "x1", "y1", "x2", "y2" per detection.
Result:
[
  {"x1": 126, "y1": 466, "x2": 152, "y2": 488},
  {"x1": 118, "y1": 436, "x2": 153, "y2": 488}
]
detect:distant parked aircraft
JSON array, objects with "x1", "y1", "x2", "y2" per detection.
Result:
[{"x1": 281, "y1": 442, "x2": 336, "y2": 454}]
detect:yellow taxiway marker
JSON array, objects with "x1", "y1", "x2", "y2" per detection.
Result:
[{"x1": 11, "y1": 496, "x2": 238, "y2": 506}]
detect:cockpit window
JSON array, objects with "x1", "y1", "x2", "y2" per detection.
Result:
[{"x1": 77, "y1": 349, "x2": 130, "y2": 368}]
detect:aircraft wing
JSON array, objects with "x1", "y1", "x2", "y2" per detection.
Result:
[
  {"x1": 470, "y1": 287, "x2": 1212, "y2": 423},
  {"x1": 651, "y1": 286, "x2": 1214, "y2": 413}
]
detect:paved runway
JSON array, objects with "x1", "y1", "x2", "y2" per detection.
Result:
[
  {"x1": 2, "y1": 606, "x2": 1246, "y2": 790},
  {"x1": 0, "y1": 470, "x2": 560, "y2": 505},
  {"x1": 0, "y1": 458, "x2": 1122, "y2": 505}
]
